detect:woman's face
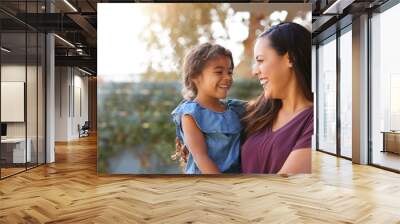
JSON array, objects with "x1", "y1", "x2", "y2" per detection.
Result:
[
  {"x1": 253, "y1": 37, "x2": 293, "y2": 100},
  {"x1": 193, "y1": 56, "x2": 233, "y2": 99}
]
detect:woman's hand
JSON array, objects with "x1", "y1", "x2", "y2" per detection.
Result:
[{"x1": 181, "y1": 115, "x2": 221, "y2": 174}]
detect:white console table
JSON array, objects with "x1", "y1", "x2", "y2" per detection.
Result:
[{"x1": 1, "y1": 138, "x2": 32, "y2": 163}]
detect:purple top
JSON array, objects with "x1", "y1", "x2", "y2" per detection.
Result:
[{"x1": 241, "y1": 107, "x2": 313, "y2": 174}]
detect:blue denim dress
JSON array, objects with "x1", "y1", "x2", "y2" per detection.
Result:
[{"x1": 171, "y1": 99, "x2": 246, "y2": 174}]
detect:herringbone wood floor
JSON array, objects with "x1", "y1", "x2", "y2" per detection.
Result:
[{"x1": 1, "y1": 134, "x2": 400, "y2": 223}]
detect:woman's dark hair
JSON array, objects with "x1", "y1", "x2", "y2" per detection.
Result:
[
  {"x1": 242, "y1": 22, "x2": 312, "y2": 137},
  {"x1": 181, "y1": 42, "x2": 234, "y2": 100}
]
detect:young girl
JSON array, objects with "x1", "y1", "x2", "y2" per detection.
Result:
[{"x1": 171, "y1": 43, "x2": 246, "y2": 174}]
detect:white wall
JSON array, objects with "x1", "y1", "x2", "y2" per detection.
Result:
[
  {"x1": 1, "y1": 65, "x2": 26, "y2": 142},
  {"x1": 1, "y1": 65, "x2": 39, "y2": 138},
  {"x1": 72, "y1": 73, "x2": 89, "y2": 138},
  {"x1": 55, "y1": 67, "x2": 89, "y2": 141},
  {"x1": 55, "y1": 66, "x2": 69, "y2": 141},
  {"x1": 1, "y1": 63, "x2": 46, "y2": 164}
]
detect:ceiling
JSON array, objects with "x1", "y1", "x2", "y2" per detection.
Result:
[
  {"x1": 311, "y1": 0, "x2": 390, "y2": 43},
  {"x1": 0, "y1": 0, "x2": 100, "y2": 74}
]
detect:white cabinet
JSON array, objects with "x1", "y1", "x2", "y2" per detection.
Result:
[{"x1": 1, "y1": 138, "x2": 32, "y2": 163}]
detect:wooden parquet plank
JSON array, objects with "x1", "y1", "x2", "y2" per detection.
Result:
[{"x1": 0, "y1": 134, "x2": 400, "y2": 223}]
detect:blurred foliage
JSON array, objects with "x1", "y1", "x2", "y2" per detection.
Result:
[
  {"x1": 140, "y1": 3, "x2": 231, "y2": 77},
  {"x1": 98, "y1": 79, "x2": 261, "y2": 173}
]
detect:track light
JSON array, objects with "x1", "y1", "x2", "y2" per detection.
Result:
[
  {"x1": 63, "y1": 0, "x2": 78, "y2": 12},
  {"x1": 323, "y1": 0, "x2": 355, "y2": 15},
  {"x1": 54, "y1": 34, "x2": 75, "y2": 48},
  {"x1": 1, "y1": 47, "x2": 11, "y2": 53},
  {"x1": 78, "y1": 67, "x2": 93, "y2": 76}
]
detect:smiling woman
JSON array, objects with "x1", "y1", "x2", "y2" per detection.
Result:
[{"x1": 241, "y1": 22, "x2": 313, "y2": 174}]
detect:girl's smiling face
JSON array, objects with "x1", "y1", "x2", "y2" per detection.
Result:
[{"x1": 193, "y1": 56, "x2": 233, "y2": 99}]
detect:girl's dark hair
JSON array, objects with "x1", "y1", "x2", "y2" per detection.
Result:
[
  {"x1": 181, "y1": 42, "x2": 234, "y2": 100},
  {"x1": 242, "y1": 22, "x2": 312, "y2": 138}
]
